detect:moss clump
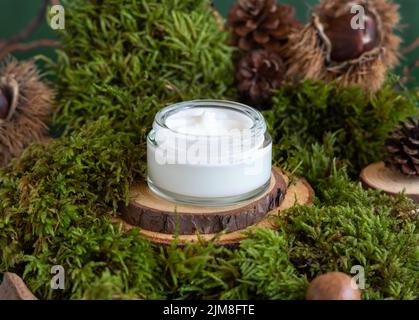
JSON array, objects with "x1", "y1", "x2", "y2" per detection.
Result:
[
  {"x1": 158, "y1": 240, "x2": 231, "y2": 300},
  {"x1": 159, "y1": 229, "x2": 308, "y2": 300},
  {"x1": 50, "y1": 0, "x2": 235, "y2": 132},
  {"x1": 0, "y1": 0, "x2": 418, "y2": 300},
  {"x1": 155, "y1": 162, "x2": 418, "y2": 300},
  {"x1": 264, "y1": 79, "x2": 418, "y2": 175},
  {"x1": 219, "y1": 229, "x2": 309, "y2": 300},
  {"x1": 280, "y1": 162, "x2": 419, "y2": 300},
  {"x1": 0, "y1": 118, "x2": 163, "y2": 299},
  {"x1": 1, "y1": 0, "x2": 236, "y2": 300}
]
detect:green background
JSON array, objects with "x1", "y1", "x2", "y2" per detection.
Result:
[{"x1": 0, "y1": 0, "x2": 417, "y2": 83}]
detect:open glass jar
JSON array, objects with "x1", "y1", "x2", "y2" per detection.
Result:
[{"x1": 147, "y1": 100, "x2": 272, "y2": 206}]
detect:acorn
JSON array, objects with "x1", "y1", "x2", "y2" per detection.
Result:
[
  {"x1": 0, "y1": 89, "x2": 10, "y2": 120},
  {"x1": 306, "y1": 272, "x2": 361, "y2": 300},
  {"x1": 285, "y1": 0, "x2": 400, "y2": 92}
]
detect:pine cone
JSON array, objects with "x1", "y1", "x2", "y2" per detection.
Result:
[
  {"x1": 236, "y1": 49, "x2": 285, "y2": 107},
  {"x1": 228, "y1": 0, "x2": 301, "y2": 53},
  {"x1": 384, "y1": 117, "x2": 419, "y2": 176}
]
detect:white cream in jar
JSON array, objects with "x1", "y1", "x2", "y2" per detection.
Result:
[{"x1": 147, "y1": 100, "x2": 272, "y2": 206}]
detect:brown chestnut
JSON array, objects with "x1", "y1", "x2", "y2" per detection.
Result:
[
  {"x1": 324, "y1": 11, "x2": 380, "y2": 63},
  {"x1": 306, "y1": 272, "x2": 361, "y2": 300},
  {"x1": 0, "y1": 89, "x2": 10, "y2": 120}
]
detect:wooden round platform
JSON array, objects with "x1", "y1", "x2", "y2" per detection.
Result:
[
  {"x1": 121, "y1": 169, "x2": 287, "y2": 235},
  {"x1": 360, "y1": 161, "x2": 419, "y2": 203},
  {"x1": 116, "y1": 168, "x2": 314, "y2": 245}
]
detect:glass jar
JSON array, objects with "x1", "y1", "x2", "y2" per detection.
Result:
[{"x1": 147, "y1": 100, "x2": 272, "y2": 206}]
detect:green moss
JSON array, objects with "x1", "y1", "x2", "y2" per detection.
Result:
[
  {"x1": 158, "y1": 240, "x2": 232, "y2": 299},
  {"x1": 0, "y1": 0, "x2": 236, "y2": 300},
  {"x1": 0, "y1": 118, "x2": 163, "y2": 299},
  {"x1": 279, "y1": 167, "x2": 418, "y2": 300},
  {"x1": 0, "y1": 0, "x2": 418, "y2": 300},
  {"x1": 155, "y1": 164, "x2": 418, "y2": 300},
  {"x1": 49, "y1": 0, "x2": 235, "y2": 133},
  {"x1": 219, "y1": 229, "x2": 309, "y2": 300},
  {"x1": 265, "y1": 79, "x2": 419, "y2": 175},
  {"x1": 158, "y1": 230, "x2": 308, "y2": 300},
  {"x1": 23, "y1": 221, "x2": 164, "y2": 299}
]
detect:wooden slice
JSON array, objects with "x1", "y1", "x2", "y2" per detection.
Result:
[
  {"x1": 116, "y1": 168, "x2": 314, "y2": 246},
  {"x1": 360, "y1": 162, "x2": 419, "y2": 203},
  {"x1": 0, "y1": 273, "x2": 37, "y2": 300},
  {"x1": 121, "y1": 169, "x2": 287, "y2": 235}
]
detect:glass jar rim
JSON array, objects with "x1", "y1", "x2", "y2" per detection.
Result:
[{"x1": 153, "y1": 99, "x2": 266, "y2": 138}]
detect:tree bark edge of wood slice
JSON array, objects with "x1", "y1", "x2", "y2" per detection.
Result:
[
  {"x1": 360, "y1": 161, "x2": 419, "y2": 203},
  {"x1": 115, "y1": 169, "x2": 314, "y2": 246},
  {"x1": 120, "y1": 168, "x2": 288, "y2": 235},
  {"x1": 0, "y1": 272, "x2": 38, "y2": 300}
]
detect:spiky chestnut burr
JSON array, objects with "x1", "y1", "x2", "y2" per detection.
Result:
[
  {"x1": 0, "y1": 59, "x2": 53, "y2": 166},
  {"x1": 285, "y1": 0, "x2": 400, "y2": 92}
]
